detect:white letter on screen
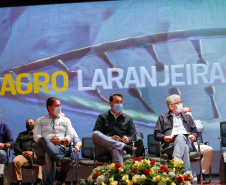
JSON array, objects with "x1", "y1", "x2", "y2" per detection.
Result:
[
  {"x1": 159, "y1": 65, "x2": 170, "y2": 86},
  {"x1": 78, "y1": 70, "x2": 93, "y2": 91},
  {"x1": 209, "y1": 63, "x2": 226, "y2": 83},
  {"x1": 107, "y1": 68, "x2": 124, "y2": 89},
  {"x1": 140, "y1": 66, "x2": 157, "y2": 87},
  {"x1": 193, "y1": 64, "x2": 209, "y2": 85},
  {"x1": 186, "y1": 64, "x2": 192, "y2": 85},
  {"x1": 92, "y1": 69, "x2": 108, "y2": 89},
  {"x1": 171, "y1": 64, "x2": 185, "y2": 86},
  {"x1": 124, "y1": 67, "x2": 141, "y2": 88}
]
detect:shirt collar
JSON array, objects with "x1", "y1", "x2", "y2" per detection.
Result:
[
  {"x1": 170, "y1": 112, "x2": 182, "y2": 118},
  {"x1": 109, "y1": 110, "x2": 124, "y2": 118},
  {"x1": 48, "y1": 114, "x2": 60, "y2": 120}
]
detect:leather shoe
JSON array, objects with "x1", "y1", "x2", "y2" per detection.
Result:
[
  {"x1": 58, "y1": 157, "x2": 72, "y2": 171},
  {"x1": 123, "y1": 145, "x2": 137, "y2": 156},
  {"x1": 54, "y1": 181, "x2": 66, "y2": 185},
  {"x1": 35, "y1": 182, "x2": 42, "y2": 185},
  {"x1": 17, "y1": 181, "x2": 23, "y2": 185},
  {"x1": 35, "y1": 178, "x2": 43, "y2": 185},
  {"x1": 197, "y1": 174, "x2": 206, "y2": 183}
]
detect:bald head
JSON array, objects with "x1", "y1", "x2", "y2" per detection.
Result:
[
  {"x1": 182, "y1": 107, "x2": 193, "y2": 117},
  {"x1": 182, "y1": 107, "x2": 191, "y2": 114}
]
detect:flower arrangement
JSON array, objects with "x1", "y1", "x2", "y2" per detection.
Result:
[{"x1": 80, "y1": 157, "x2": 193, "y2": 185}]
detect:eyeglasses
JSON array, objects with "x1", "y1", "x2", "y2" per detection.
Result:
[{"x1": 170, "y1": 101, "x2": 183, "y2": 105}]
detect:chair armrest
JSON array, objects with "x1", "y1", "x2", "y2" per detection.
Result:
[
  {"x1": 6, "y1": 148, "x2": 11, "y2": 166},
  {"x1": 31, "y1": 148, "x2": 35, "y2": 167}
]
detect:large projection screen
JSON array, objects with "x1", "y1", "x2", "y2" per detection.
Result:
[{"x1": 0, "y1": 0, "x2": 225, "y2": 153}]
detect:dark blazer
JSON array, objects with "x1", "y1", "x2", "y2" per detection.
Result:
[
  {"x1": 154, "y1": 111, "x2": 198, "y2": 143},
  {"x1": 93, "y1": 110, "x2": 136, "y2": 144}
]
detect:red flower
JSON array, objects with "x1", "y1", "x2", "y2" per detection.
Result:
[
  {"x1": 150, "y1": 160, "x2": 156, "y2": 164},
  {"x1": 183, "y1": 176, "x2": 190, "y2": 181},
  {"x1": 160, "y1": 165, "x2": 169, "y2": 172},
  {"x1": 92, "y1": 173, "x2": 100, "y2": 179},
  {"x1": 131, "y1": 169, "x2": 137, "y2": 174},
  {"x1": 133, "y1": 157, "x2": 141, "y2": 163},
  {"x1": 176, "y1": 176, "x2": 183, "y2": 183},
  {"x1": 143, "y1": 169, "x2": 151, "y2": 176},
  {"x1": 115, "y1": 163, "x2": 122, "y2": 168}
]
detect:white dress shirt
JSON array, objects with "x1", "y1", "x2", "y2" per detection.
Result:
[
  {"x1": 72, "y1": 127, "x2": 81, "y2": 146},
  {"x1": 34, "y1": 114, "x2": 73, "y2": 145},
  {"x1": 171, "y1": 113, "x2": 188, "y2": 136}
]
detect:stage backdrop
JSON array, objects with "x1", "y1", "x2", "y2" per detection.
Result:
[{"x1": 0, "y1": 0, "x2": 225, "y2": 152}]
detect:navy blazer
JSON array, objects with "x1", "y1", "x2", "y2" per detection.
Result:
[{"x1": 154, "y1": 111, "x2": 198, "y2": 143}]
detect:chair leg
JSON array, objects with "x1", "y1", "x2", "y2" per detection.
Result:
[
  {"x1": 70, "y1": 164, "x2": 73, "y2": 185},
  {"x1": 31, "y1": 167, "x2": 34, "y2": 185},
  {"x1": 11, "y1": 163, "x2": 15, "y2": 185},
  {"x1": 206, "y1": 166, "x2": 212, "y2": 184},
  {"x1": 42, "y1": 166, "x2": 44, "y2": 185},
  {"x1": 75, "y1": 152, "x2": 79, "y2": 185},
  {"x1": 199, "y1": 159, "x2": 203, "y2": 183}
]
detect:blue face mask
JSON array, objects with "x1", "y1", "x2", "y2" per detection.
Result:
[{"x1": 113, "y1": 104, "x2": 123, "y2": 113}]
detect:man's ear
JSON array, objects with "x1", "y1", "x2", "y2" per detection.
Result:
[
  {"x1": 109, "y1": 101, "x2": 113, "y2": 108},
  {"x1": 47, "y1": 106, "x2": 52, "y2": 112}
]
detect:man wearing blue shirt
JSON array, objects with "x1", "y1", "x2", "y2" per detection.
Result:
[{"x1": 0, "y1": 108, "x2": 14, "y2": 164}]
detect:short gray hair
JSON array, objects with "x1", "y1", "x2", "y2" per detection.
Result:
[{"x1": 166, "y1": 94, "x2": 181, "y2": 107}]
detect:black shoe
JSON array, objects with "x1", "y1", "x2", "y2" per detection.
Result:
[
  {"x1": 197, "y1": 174, "x2": 206, "y2": 183},
  {"x1": 35, "y1": 178, "x2": 43, "y2": 185},
  {"x1": 58, "y1": 157, "x2": 72, "y2": 171},
  {"x1": 17, "y1": 181, "x2": 23, "y2": 185},
  {"x1": 123, "y1": 145, "x2": 137, "y2": 156}
]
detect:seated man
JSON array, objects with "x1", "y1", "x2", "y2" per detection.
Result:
[
  {"x1": 182, "y1": 107, "x2": 213, "y2": 179},
  {"x1": 0, "y1": 108, "x2": 14, "y2": 183},
  {"x1": 154, "y1": 94, "x2": 198, "y2": 176},
  {"x1": 34, "y1": 97, "x2": 73, "y2": 185},
  {"x1": 0, "y1": 107, "x2": 14, "y2": 165},
  {"x1": 92, "y1": 93, "x2": 137, "y2": 164},
  {"x1": 13, "y1": 118, "x2": 42, "y2": 185}
]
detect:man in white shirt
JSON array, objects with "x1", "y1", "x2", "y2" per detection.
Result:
[
  {"x1": 182, "y1": 107, "x2": 213, "y2": 179},
  {"x1": 34, "y1": 97, "x2": 73, "y2": 185}
]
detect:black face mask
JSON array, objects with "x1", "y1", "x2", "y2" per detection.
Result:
[{"x1": 26, "y1": 124, "x2": 34, "y2": 131}]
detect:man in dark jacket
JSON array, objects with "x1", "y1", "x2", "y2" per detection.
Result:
[
  {"x1": 13, "y1": 118, "x2": 42, "y2": 185},
  {"x1": 92, "y1": 93, "x2": 137, "y2": 164},
  {"x1": 154, "y1": 94, "x2": 198, "y2": 174}
]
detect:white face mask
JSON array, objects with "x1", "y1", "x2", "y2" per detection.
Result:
[
  {"x1": 53, "y1": 107, "x2": 61, "y2": 116},
  {"x1": 175, "y1": 103, "x2": 183, "y2": 113},
  {"x1": 186, "y1": 112, "x2": 193, "y2": 117}
]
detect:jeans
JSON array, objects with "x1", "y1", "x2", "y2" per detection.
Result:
[
  {"x1": 36, "y1": 136, "x2": 66, "y2": 185},
  {"x1": 92, "y1": 131, "x2": 126, "y2": 164},
  {"x1": 173, "y1": 134, "x2": 193, "y2": 172},
  {"x1": 163, "y1": 134, "x2": 193, "y2": 172},
  {"x1": 0, "y1": 150, "x2": 7, "y2": 164}
]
